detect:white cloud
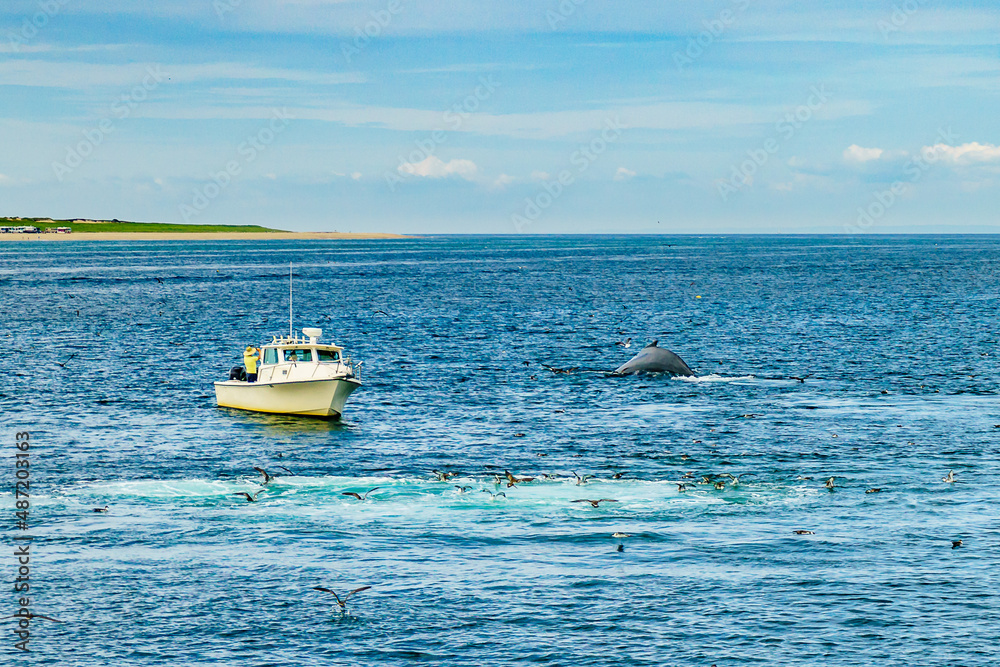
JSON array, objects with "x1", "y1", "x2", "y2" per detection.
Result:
[
  {"x1": 529, "y1": 171, "x2": 550, "y2": 181},
  {"x1": 843, "y1": 145, "x2": 884, "y2": 162},
  {"x1": 351, "y1": 172, "x2": 362, "y2": 180},
  {"x1": 492, "y1": 173, "x2": 514, "y2": 189},
  {"x1": 613, "y1": 167, "x2": 636, "y2": 181},
  {"x1": 926, "y1": 142, "x2": 1000, "y2": 165},
  {"x1": 397, "y1": 156, "x2": 477, "y2": 180}
]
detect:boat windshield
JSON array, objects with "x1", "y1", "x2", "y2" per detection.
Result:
[
  {"x1": 263, "y1": 348, "x2": 278, "y2": 365},
  {"x1": 317, "y1": 349, "x2": 341, "y2": 362},
  {"x1": 283, "y1": 348, "x2": 313, "y2": 362}
]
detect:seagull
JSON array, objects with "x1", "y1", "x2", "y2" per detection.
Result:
[
  {"x1": 612, "y1": 531, "x2": 631, "y2": 552},
  {"x1": 676, "y1": 482, "x2": 693, "y2": 492},
  {"x1": 373, "y1": 309, "x2": 389, "y2": 317},
  {"x1": 454, "y1": 485, "x2": 472, "y2": 493},
  {"x1": 572, "y1": 499, "x2": 618, "y2": 508},
  {"x1": 253, "y1": 467, "x2": 273, "y2": 485},
  {"x1": 275, "y1": 465, "x2": 294, "y2": 475},
  {"x1": 952, "y1": 540, "x2": 963, "y2": 549},
  {"x1": 792, "y1": 530, "x2": 815, "y2": 535},
  {"x1": 612, "y1": 532, "x2": 631, "y2": 538},
  {"x1": 865, "y1": 488, "x2": 882, "y2": 494},
  {"x1": 482, "y1": 490, "x2": 506, "y2": 500},
  {"x1": 505, "y1": 470, "x2": 535, "y2": 487},
  {"x1": 615, "y1": 337, "x2": 632, "y2": 348},
  {"x1": 92, "y1": 506, "x2": 109, "y2": 513},
  {"x1": 713, "y1": 481, "x2": 726, "y2": 490},
  {"x1": 572, "y1": 471, "x2": 594, "y2": 486},
  {"x1": 432, "y1": 470, "x2": 456, "y2": 481},
  {"x1": 720, "y1": 472, "x2": 752, "y2": 485},
  {"x1": 312, "y1": 585, "x2": 372, "y2": 611},
  {"x1": 155, "y1": 277, "x2": 163, "y2": 284},
  {"x1": 612, "y1": 472, "x2": 626, "y2": 480},
  {"x1": 342, "y1": 487, "x2": 381, "y2": 501},
  {"x1": 824, "y1": 477, "x2": 836, "y2": 490},
  {"x1": 1, "y1": 613, "x2": 64, "y2": 623},
  {"x1": 943, "y1": 470, "x2": 955, "y2": 483},
  {"x1": 233, "y1": 491, "x2": 262, "y2": 502}
]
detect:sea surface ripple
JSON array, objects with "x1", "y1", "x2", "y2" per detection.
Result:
[{"x1": 2, "y1": 235, "x2": 1000, "y2": 665}]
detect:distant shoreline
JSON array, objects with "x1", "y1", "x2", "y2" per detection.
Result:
[{"x1": 0, "y1": 232, "x2": 411, "y2": 241}]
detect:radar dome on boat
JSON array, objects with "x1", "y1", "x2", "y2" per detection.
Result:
[{"x1": 302, "y1": 327, "x2": 322, "y2": 342}]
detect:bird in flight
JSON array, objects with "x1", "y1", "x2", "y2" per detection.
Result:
[
  {"x1": 505, "y1": 470, "x2": 535, "y2": 488},
  {"x1": 676, "y1": 482, "x2": 694, "y2": 492},
  {"x1": 233, "y1": 491, "x2": 263, "y2": 503},
  {"x1": 572, "y1": 471, "x2": 594, "y2": 486},
  {"x1": 824, "y1": 477, "x2": 836, "y2": 490},
  {"x1": 432, "y1": 470, "x2": 456, "y2": 481},
  {"x1": 1, "y1": 613, "x2": 64, "y2": 623},
  {"x1": 482, "y1": 490, "x2": 506, "y2": 500},
  {"x1": 312, "y1": 585, "x2": 373, "y2": 611},
  {"x1": 615, "y1": 337, "x2": 632, "y2": 348},
  {"x1": 253, "y1": 467, "x2": 274, "y2": 485},
  {"x1": 342, "y1": 487, "x2": 381, "y2": 501},
  {"x1": 943, "y1": 470, "x2": 956, "y2": 483},
  {"x1": 572, "y1": 499, "x2": 618, "y2": 508}
]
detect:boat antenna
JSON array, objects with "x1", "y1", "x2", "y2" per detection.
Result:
[{"x1": 289, "y1": 262, "x2": 293, "y2": 339}]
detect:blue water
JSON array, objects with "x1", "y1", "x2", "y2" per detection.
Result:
[{"x1": 3, "y1": 235, "x2": 1000, "y2": 665}]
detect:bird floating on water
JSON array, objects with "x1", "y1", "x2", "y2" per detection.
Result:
[
  {"x1": 943, "y1": 470, "x2": 956, "y2": 483},
  {"x1": 482, "y1": 490, "x2": 506, "y2": 500},
  {"x1": 865, "y1": 488, "x2": 882, "y2": 494},
  {"x1": 792, "y1": 530, "x2": 815, "y2": 535},
  {"x1": 824, "y1": 477, "x2": 836, "y2": 490},
  {"x1": 312, "y1": 585, "x2": 372, "y2": 611},
  {"x1": 952, "y1": 540, "x2": 963, "y2": 549},
  {"x1": 342, "y1": 487, "x2": 381, "y2": 501},
  {"x1": 92, "y1": 506, "x2": 109, "y2": 513}
]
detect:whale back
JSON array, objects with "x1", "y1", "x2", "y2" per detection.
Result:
[{"x1": 613, "y1": 341, "x2": 695, "y2": 376}]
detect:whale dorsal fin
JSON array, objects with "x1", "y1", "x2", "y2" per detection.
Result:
[{"x1": 646, "y1": 339, "x2": 658, "y2": 348}]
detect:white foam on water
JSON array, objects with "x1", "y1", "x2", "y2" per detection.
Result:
[{"x1": 674, "y1": 374, "x2": 757, "y2": 383}]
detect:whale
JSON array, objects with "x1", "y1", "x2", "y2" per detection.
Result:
[{"x1": 611, "y1": 340, "x2": 695, "y2": 376}]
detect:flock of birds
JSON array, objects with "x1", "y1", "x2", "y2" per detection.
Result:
[{"x1": 32, "y1": 463, "x2": 961, "y2": 623}]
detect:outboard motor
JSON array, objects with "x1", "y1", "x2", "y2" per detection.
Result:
[{"x1": 229, "y1": 366, "x2": 247, "y2": 381}]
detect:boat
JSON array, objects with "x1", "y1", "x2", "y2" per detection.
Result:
[
  {"x1": 213, "y1": 264, "x2": 362, "y2": 419},
  {"x1": 214, "y1": 327, "x2": 362, "y2": 419}
]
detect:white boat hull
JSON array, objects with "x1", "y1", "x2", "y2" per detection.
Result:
[{"x1": 214, "y1": 377, "x2": 361, "y2": 419}]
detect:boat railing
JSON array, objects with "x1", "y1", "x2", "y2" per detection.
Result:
[{"x1": 348, "y1": 359, "x2": 363, "y2": 380}]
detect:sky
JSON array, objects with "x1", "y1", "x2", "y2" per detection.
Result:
[{"x1": 0, "y1": 0, "x2": 997, "y2": 234}]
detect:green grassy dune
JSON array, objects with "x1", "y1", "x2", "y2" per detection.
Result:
[{"x1": 0, "y1": 217, "x2": 285, "y2": 233}]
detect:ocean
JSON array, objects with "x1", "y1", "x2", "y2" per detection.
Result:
[{"x1": 2, "y1": 235, "x2": 1000, "y2": 665}]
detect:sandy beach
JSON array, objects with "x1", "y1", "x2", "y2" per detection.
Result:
[{"x1": 1, "y1": 232, "x2": 411, "y2": 241}]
